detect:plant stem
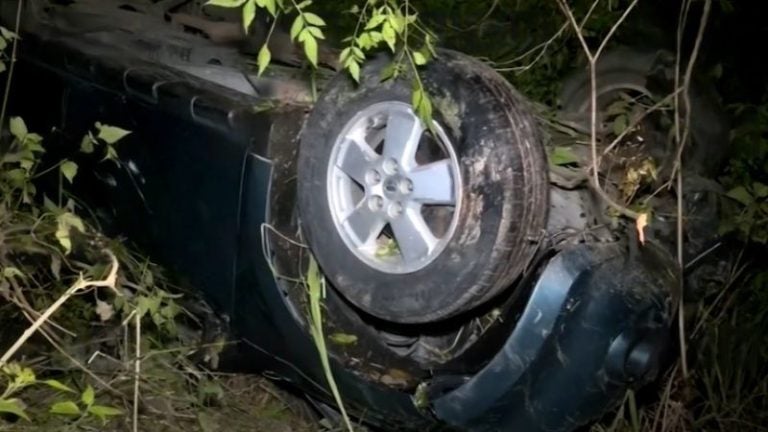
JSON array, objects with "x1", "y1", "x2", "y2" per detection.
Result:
[
  {"x1": 0, "y1": 0, "x2": 23, "y2": 137},
  {"x1": 132, "y1": 309, "x2": 141, "y2": 432},
  {"x1": 0, "y1": 251, "x2": 119, "y2": 367}
]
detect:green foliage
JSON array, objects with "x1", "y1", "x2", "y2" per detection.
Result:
[
  {"x1": 720, "y1": 182, "x2": 768, "y2": 243},
  {"x1": 48, "y1": 384, "x2": 123, "y2": 423},
  {"x1": 0, "y1": 398, "x2": 30, "y2": 421},
  {"x1": 306, "y1": 256, "x2": 354, "y2": 431},
  {"x1": 328, "y1": 333, "x2": 358, "y2": 345},
  {"x1": 289, "y1": 4, "x2": 325, "y2": 68},
  {"x1": 208, "y1": 0, "x2": 328, "y2": 72},
  {"x1": 548, "y1": 146, "x2": 580, "y2": 167},
  {"x1": 0, "y1": 363, "x2": 122, "y2": 423},
  {"x1": 214, "y1": 0, "x2": 437, "y2": 125},
  {"x1": 0, "y1": 25, "x2": 17, "y2": 74},
  {"x1": 0, "y1": 117, "x2": 187, "y2": 428},
  {"x1": 55, "y1": 211, "x2": 86, "y2": 254},
  {"x1": 133, "y1": 288, "x2": 182, "y2": 336},
  {"x1": 720, "y1": 102, "x2": 768, "y2": 243},
  {"x1": 49, "y1": 400, "x2": 80, "y2": 416}
]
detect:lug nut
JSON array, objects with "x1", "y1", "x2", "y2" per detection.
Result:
[
  {"x1": 368, "y1": 195, "x2": 384, "y2": 211},
  {"x1": 388, "y1": 202, "x2": 403, "y2": 218},
  {"x1": 383, "y1": 158, "x2": 399, "y2": 174},
  {"x1": 400, "y1": 178, "x2": 414, "y2": 194},
  {"x1": 366, "y1": 169, "x2": 381, "y2": 185}
]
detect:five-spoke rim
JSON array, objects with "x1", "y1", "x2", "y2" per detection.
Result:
[{"x1": 327, "y1": 101, "x2": 462, "y2": 274}]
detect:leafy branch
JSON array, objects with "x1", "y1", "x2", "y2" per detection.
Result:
[{"x1": 208, "y1": 0, "x2": 437, "y2": 123}]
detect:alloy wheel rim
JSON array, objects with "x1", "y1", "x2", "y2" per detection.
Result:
[{"x1": 326, "y1": 101, "x2": 462, "y2": 274}]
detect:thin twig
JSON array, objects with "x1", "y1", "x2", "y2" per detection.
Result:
[
  {"x1": 556, "y1": 0, "x2": 641, "y2": 219},
  {"x1": 495, "y1": 0, "x2": 601, "y2": 73},
  {"x1": 444, "y1": 0, "x2": 499, "y2": 33},
  {"x1": 3, "y1": 278, "x2": 77, "y2": 338},
  {"x1": 494, "y1": 22, "x2": 567, "y2": 73},
  {"x1": 0, "y1": 250, "x2": 119, "y2": 367},
  {"x1": 37, "y1": 324, "x2": 126, "y2": 398},
  {"x1": 652, "y1": 364, "x2": 679, "y2": 432},
  {"x1": 133, "y1": 309, "x2": 141, "y2": 432},
  {"x1": 674, "y1": 0, "x2": 713, "y2": 382}
]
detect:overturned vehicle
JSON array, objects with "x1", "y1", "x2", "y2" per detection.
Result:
[{"x1": 1, "y1": 1, "x2": 728, "y2": 431}]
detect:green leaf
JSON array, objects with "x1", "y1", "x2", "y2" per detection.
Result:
[
  {"x1": 81, "y1": 385, "x2": 95, "y2": 407},
  {"x1": 294, "y1": 0, "x2": 312, "y2": 8},
  {"x1": 2, "y1": 266, "x2": 25, "y2": 279},
  {"x1": 0, "y1": 61, "x2": 6, "y2": 74},
  {"x1": 339, "y1": 47, "x2": 351, "y2": 63},
  {"x1": 0, "y1": 399, "x2": 30, "y2": 421},
  {"x1": 306, "y1": 255, "x2": 353, "y2": 429},
  {"x1": 43, "y1": 380, "x2": 77, "y2": 394},
  {"x1": 382, "y1": 22, "x2": 396, "y2": 52},
  {"x1": 104, "y1": 145, "x2": 119, "y2": 162},
  {"x1": 346, "y1": 60, "x2": 360, "y2": 83},
  {"x1": 255, "y1": 0, "x2": 276, "y2": 16},
  {"x1": 365, "y1": 13, "x2": 386, "y2": 30},
  {"x1": 4, "y1": 168, "x2": 26, "y2": 186},
  {"x1": 256, "y1": 44, "x2": 271, "y2": 76},
  {"x1": 302, "y1": 12, "x2": 325, "y2": 26},
  {"x1": 242, "y1": 0, "x2": 256, "y2": 33},
  {"x1": 418, "y1": 94, "x2": 433, "y2": 125},
  {"x1": 265, "y1": 0, "x2": 277, "y2": 16},
  {"x1": 204, "y1": 0, "x2": 247, "y2": 7},
  {"x1": 137, "y1": 295, "x2": 162, "y2": 319},
  {"x1": 50, "y1": 400, "x2": 81, "y2": 416},
  {"x1": 726, "y1": 186, "x2": 753, "y2": 206},
  {"x1": 302, "y1": 33, "x2": 318, "y2": 67},
  {"x1": 357, "y1": 32, "x2": 372, "y2": 49},
  {"x1": 96, "y1": 124, "x2": 131, "y2": 145},
  {"x1": 753, "y1": 182, "x2": 768, "y2": 199},
  {"x1": 9, "y1": 116, "x2": 27, "y2": 141},
  {"x1": 412, "y1": 86, "x2": 432, "y2": 125},
  {"x1": 329, "y1": 333, "x2": 358, "y2": 345},
  {"x1": 413, "y1": 51, "x2": 427, "y2": 66},
  {"x1": 290, "y1": 15, "x2": 304, "y2": 41},
  {"x1": 16, "y1": 367, "x2": 35, "y2": 385},
  {"x1": 549, "y1": 146, "x2": 580, "y2": 166},
  {"x1": 23, "y1": 133, "x2": 44, "y2": 151},
  {"x1": 80, "y1": 133, "x2": 95, "y2": 153},
  {"x1": 60, "y1": 160, "x2": 78, "y2": 183},
  {"x1": 55, "y1": 212, "x2": 86, "y2": 254},
  {"x1": 0, "y1": 37, "x2": 6, "y2": 51},
  {"x1": 88, "y1": 405, "x2": 123, "y2": 420},
  {"x1": 2, "y1": 363, "x2": 21, "y2": 377},
  {"x1": 612, "y1": 114, "x2": 629, "y2": 136},
  {"x1": 389, "y1": 14, "x2": 405, "y2": 33},
  {"x1": 305, "y1": 26, "x2": 324, "y2": 39},
  {"x1": 0, "y1": 26, "x2": 17, "y2": 40},
  {"x1": 20, "y1": 157, "x2": 34, "y2": 172}
]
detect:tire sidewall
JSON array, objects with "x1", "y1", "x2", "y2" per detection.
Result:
[{"x1": 298, "y1": 51, "x2": 546, "y2": 323}]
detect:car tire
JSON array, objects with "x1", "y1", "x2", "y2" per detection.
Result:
[
  {"x1": 558, "y1": 46, "x2": 730, "y2": 176},
  {"x1": 297, "y1": 49, "x2": 548, "y2": 324}
]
